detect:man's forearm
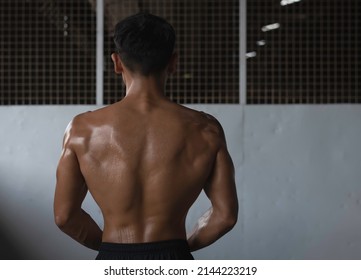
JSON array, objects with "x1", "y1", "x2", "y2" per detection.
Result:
[
  {"x1": 57, "y1": 209, "x2": 103, "y2": 250},
  {"x1": 187, "y1": 207, "x2": 237, "y2": 252}
]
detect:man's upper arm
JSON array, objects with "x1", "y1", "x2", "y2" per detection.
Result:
[
  {"x1": 204, "y1": 122, "x2": 238, "y2": 222},
  {"x1": 54, "y1": 120, "x2": 87, "y2": 225}
]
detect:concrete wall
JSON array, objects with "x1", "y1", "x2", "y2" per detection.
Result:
[
  {"x1": 242, "y1": 105, "x2": 361, "y2": 259},
  {"x1": 0, "y1": 105, "x2": 360, "y2": 259}
]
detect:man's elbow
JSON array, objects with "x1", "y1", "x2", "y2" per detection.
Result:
[
  {"x1": 217, "y1": 205, "x2": 238, "y2": 233},
  {"x1": 223, "y1": 211, "x2": 238, "y2": 231},
  {"x1": 54, "y1": 211, "x2": 72, "y2": 231}
]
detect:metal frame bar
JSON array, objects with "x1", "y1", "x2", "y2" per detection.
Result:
[{"x1": 96, "y1": 0, "x2": 104, "y2": 106}]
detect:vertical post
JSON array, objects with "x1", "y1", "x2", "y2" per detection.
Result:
[
  {"x1": 96, "y1": 0, "x2": 104, "y2": 106},
  {"x1": 239, "y1": 0, "x2": 247, "y2": 105}
]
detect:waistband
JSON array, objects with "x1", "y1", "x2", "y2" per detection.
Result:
[{"x1": 99, "y1": 239, "x2": 190, "y2": 253}]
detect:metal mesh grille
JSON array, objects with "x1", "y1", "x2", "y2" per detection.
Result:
[
  {"x1": 1, "y1": 0, "x2": 239, "y2": 106},
  {"x1": 0, "y1": 0, "x2": 96, "y2": 105},
  {"x1": 247, "y1": 0, "x2": 361, "y2": 104},
  {"x1": 103, "y1": 0, "x2": 240, "y2": 104}
]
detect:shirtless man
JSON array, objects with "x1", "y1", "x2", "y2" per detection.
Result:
[{"x1": 54, "y1": 12, "x2": 238, "y2": 260}]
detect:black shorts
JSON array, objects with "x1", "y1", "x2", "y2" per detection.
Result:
[{"x1": 96, "y1": 239, "x2": 194, "y2": 260}]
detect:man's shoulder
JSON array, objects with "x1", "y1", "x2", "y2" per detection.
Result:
[
  {"x1": 178, "y1": 106, "x2": 224, "y2": 139},
  {"x1": 63, "y1": 110, "x2": 95, "y2": 140},
  {"x1": 199, "y1": 111, "x2": 219, "y2": 124},
  {"x1": 177, "y1": 105, "x2": 218, "y2": 122},
  {"x1": 198, "y1": 111, "x2": 224, "y2": 136},
  {"x1": 70, "y1": 111, "x2": 92, "y2": 129},
  {"x1": 71, "y1": 104, "x2": 113, "y2": 125}
]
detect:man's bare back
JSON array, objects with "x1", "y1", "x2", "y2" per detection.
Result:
[
  {"x1": 54, "y1": 12, "x2": 237, "y2": 259},
  {"x1": 65, "y1": 97, "x2": 222, "y2": 242}
]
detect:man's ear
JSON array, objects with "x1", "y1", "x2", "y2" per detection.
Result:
[
  {"x1": 168, "y1": 52, "x2": 178, "y2": 75},
  {"x1": 111, "y1": 53, "x2": 124, "y2": 75}
]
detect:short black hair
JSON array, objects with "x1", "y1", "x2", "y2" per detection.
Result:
[{"x1": 113, "y1": 12, "x2": 176, "y2": 76}]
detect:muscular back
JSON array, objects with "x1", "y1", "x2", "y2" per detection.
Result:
[{"x1": 67, "y1": 98, "x2": 221, "y2": 243}]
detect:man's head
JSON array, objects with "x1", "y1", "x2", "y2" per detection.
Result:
[{"x1": 112, "y1": 12, "x2": 176, "y2": 76}]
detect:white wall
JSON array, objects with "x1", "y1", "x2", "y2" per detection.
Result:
[
  {"x1": 242, "y1": 105, "x2": 361, "y2": 259},
  {"x1": 0, "y1": 105, "x2": 360, "y2": 259}
]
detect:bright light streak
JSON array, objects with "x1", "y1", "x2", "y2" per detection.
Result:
[
  {"x1": 257, "y1": 40, "x2": 266, "y2": 46},
  {"x1": 246, "y1": 51, "x2": 257, "y2": 59},
  {"x1": 281, "y1": 0, "x2": 301, "y2": 6},
  {"x1": 261, "y1": 23, "x2": 280, "y2": 32}
]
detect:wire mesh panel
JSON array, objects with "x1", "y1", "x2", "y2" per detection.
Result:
[
  {"x1": 247, "y1": 0, "x2": 361, "y2": 104},
  {"x1": 0, "y1": 0, "x2": 97, "y2": 105},
  {"x1": 103, "y1": 0, "x2": 240, "y2": 104}
]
